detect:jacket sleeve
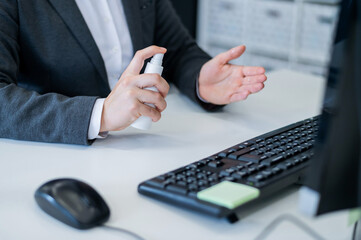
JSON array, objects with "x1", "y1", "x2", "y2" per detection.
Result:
[
  {"x1": 0, "y1": 0, "x2": 97, "y2": 145},
  {"x1": 153, "y1": 0, "x2": 225, "y2": 111}
]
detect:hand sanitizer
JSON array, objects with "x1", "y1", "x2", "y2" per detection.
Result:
[{"x1": 131, "y1": 53, "x2": 164, "y2": 130}]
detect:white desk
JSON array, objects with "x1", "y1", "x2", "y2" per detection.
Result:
[{"x1": 0, "y1": 70, "x2": 353, "y2": 240}]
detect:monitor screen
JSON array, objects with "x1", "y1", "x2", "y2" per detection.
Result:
[{"x1": 299, "y1": 0, "x2": 361, "y2": 216}]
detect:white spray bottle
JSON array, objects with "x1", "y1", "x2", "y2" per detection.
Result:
[{"x1": 131, "y1": 53, "x2": 164, "y2": 130}]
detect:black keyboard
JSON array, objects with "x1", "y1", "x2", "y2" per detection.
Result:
[{"x1": 138, "y1": 116, "x2": 320, "y2": 223}]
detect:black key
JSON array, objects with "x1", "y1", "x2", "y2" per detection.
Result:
[
  {"x1": 238, "y1": 145, "x2": 246, "y2": 149},
  {"x1": 224, "y1": 176, "x2": 236, "y2": 182},
  {"x1": 242, "y1": 141, "x2": 255, "y2": 146},
  {"x1": 218, "y1": 148, "x2": 237, "y2": 158},
  {"x1": 186, "y1": 177, "x2": 196, "y2": 183},
  {"x1": 271, "y1": 155, "x2": 285, "y2": 164},
  {"x1": 260, "y1": 155, "x2": 268, "y2": 161},
  {"x1": 166, "y1": 172, "x2": 176, "y2": 179},
  {"x1": 262, "y1": 170, "x2": 272, "y2": 178},
  {"x1": 208, "y1": 160, "x2": 224, "y2": 168},
  {"x1": 188, "y1": 184, "x2": 198, "y2": 192},
  {"x1": 301, "y1": 155, "x2": 310, "y2": 162},
  {"x1": 146, "y1": 179, "x2": 168, "y2": 188},
  {"x1": 231, "y1": 172, "x2": 243, "y2": 180},
  {"x1": 186, "y1": 164, "x2": 197, "y2": 170},
  {"x1": 247, "y1": 167, "x2": 257, "y2": 174},
  {"x1": 235, "y1": 165, "x2": 245, "y2": 172},
  {"x1": 185, "y1": 170, "x2": 196, "y2": 177},
  {"x1": 272, "y1": 167, "x2": 282, "y2": 175},
  {"x1": 262, "y1": 155, "x2": 284, "y2": 166},
  {"x1": 278, "y1": 161, "x2": 293, "y2": 170},
  {"x1": 197, "y1": 180, "x2": 208, "y2": 187},
  {"x1": 248, "y1": 174, "x2": 265, "y2": 183},
  {"x1": 156, "y1": 175, "x2": 167, "y2": 181},
  {"x1": 239, "y1": 170, "x2": 249, "y2": 177},
  {"x1": 293, "y1": 158, "x2": 301, "y2": 165},
  {"x1": 228, "y1": 147, "x2": 252, "y2": 159},
  {"x1": 177, "y1": 181, "x2": 187, "y2": 187},
  {"x1": 257, "y1": 163, "x2": 267, "y2": 171},
  {"x1": 166, "y1": 184, "x2": 188, "y2": 195},
  {"x1": 207, "y1": 155, "x2": 222, "y2": 161},
  {"x1": 219, "y1": 168, "x2": 235, "y2": 177},
  {"x1": 196, "y1": 173, "x2": 207, "y2": 179},
  {"x1": 238, "y1": 154, "x2": 261, "y2": 163},
  {"x1": 208, "y1": 176, "x2": 218, "y2": 182},
  {"x1": 176, "y1": 174, "x2": 186, "y2": 179},
  {"x1": 265, "y1": 151, "x2": 277, "y2": 157},
  {"x1": 197, "y1": 161, "x2": 206, "y2": 167}
]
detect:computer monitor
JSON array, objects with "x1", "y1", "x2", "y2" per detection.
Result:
[{"x1": 299, "y1": 0, "x2": 361, "y2": 216}]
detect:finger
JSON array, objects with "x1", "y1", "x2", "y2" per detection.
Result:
[
  {"x1": 243, "y1": 66, "x2": 265, "y2": 76},
  {"x1": 125, "y1": 46, "x2": 167, "y2": 75},
  {"x1": 229, "y1": 83, "x2": 264, "y2": 103},
  {"x1": 138, "y1": 89, "x2": 167, "y2": 112},
  {"x1": 242, "y1": 74, "x2": 267, "y2": 85},
  {"x1": 134, "y1": 74, "x2": 170, "y2": 98},
  {"x1": 215, "y1": 45, "x2": 246, "y2": 65},
  {"x1": 137, "y1": 103, "x2": 162, "y2": 122},
  {"x1": 230, "y1": 91, "x2": 250, "y2": 102},
  {"x1": 240, "y1": 83, "x2": 265, "y2": 94}
]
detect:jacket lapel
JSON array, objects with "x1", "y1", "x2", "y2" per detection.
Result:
[
  {"x1": 121, "y1": 0, "x2": 144, "y2": 52},
  {"x1": 48, "y1": 0, "x2": 109, "y2": 90}
]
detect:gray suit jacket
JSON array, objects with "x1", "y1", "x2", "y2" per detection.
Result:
[{"x1": 0, "y1": 0, "x2": 221, "y2": 145}]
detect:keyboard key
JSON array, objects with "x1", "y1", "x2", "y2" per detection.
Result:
[
  {"x1": 247, "y1": 174, "x2": 265, "y2": 183},
  {"x1": 228, "y1": 147, "x2": 252, "y2": 159},
  {"x1": 196, "y1": 181, "x2": 208, "y2": 190},
  {"x1": 242, "y1": 141, "x2": 255, "y2": 146},
  {"x1": 156, "y1": 175, "x2": 167, "y2": 181},
  {"x1": 219, "y1": 168, "x2": 235, "y2": 177},
  {"x1": 146, "y1": 179, "x2": 168, "y2": 188},
  {"x1": 238, "y1": 154, "x2": 261, "y2": 163},
  {"x1": 247, "y1": 167, "x2": 257, "y2": 174},
  {"x1": 257, "y1": 163, "x2": 267, "y2": 171},
  {"x1": 278, "y1": 161, "x2": 293, "y2": 170},
  {"x1": 177, "y1": 181, "x2": 187, "y2": 187},
  {"x1": 272, "y1": 167, "x2": 282, "y2": 175},
  {"x1": 232, "y1": 171, "x2": 248, "y2": 179},
  {"x1": 262, "y1": 155, "x2": 284, "y2": 166},
  {"x1": 185, "y1": 170, "x2": 196, "y2": 177},
  {"x1": 293, "y1": 158, "x2": 301, "y2": 165},
  {"x1": 188, "y1": 184, "x2": 198, "y2": 192},
  {"x1": 208, "y1": 161, "x2": 224, "y2": 168},
  {"x1": 301, "y1": 155, "x2": 310, "y2": 162},
  {"x1": 262, "y1": 170, "x2": 273, "y2": 178},
  {"x1": 271, "y1": 155, "x2": 285, "y2": 164},
  {"x1": 186, "y1": 177, "x2": 196, "y2": 183}
]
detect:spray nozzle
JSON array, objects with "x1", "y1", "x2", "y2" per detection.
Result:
[{"x1": 150, "y1": 54, "x2": 164, "y2": 65}]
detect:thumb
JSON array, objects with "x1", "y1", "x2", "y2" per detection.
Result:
[
  {"x1": 214, "y1": 45, "x2": 246, "y2": 65},
  {"x1": 124, "y1": 45, "x2": 167, "y2": 75}
]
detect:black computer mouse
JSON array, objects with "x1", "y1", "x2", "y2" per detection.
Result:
[{"x1": 34, "y1": 178, "x2": 110, "y2": 229}]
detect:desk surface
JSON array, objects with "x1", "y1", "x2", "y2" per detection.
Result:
[{"x1": 0, "y1": 70, "x2": 353, "y2": 240}]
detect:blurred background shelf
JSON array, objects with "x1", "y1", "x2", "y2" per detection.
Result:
[
  {"x1": 169, "y1": 0, "x2": 340, "y2": 76},
  {"x1": 197, "y1": 0, "x2": 340, "y2": 76}
]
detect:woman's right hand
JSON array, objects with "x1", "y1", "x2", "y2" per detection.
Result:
[{"x1": 100, "y1": 46, "x2": 169, "y2": 132}]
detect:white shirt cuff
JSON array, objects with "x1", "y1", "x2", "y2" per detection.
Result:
[{"x1": 88, "y1": 98, "x2": 108, "y2": 140}]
